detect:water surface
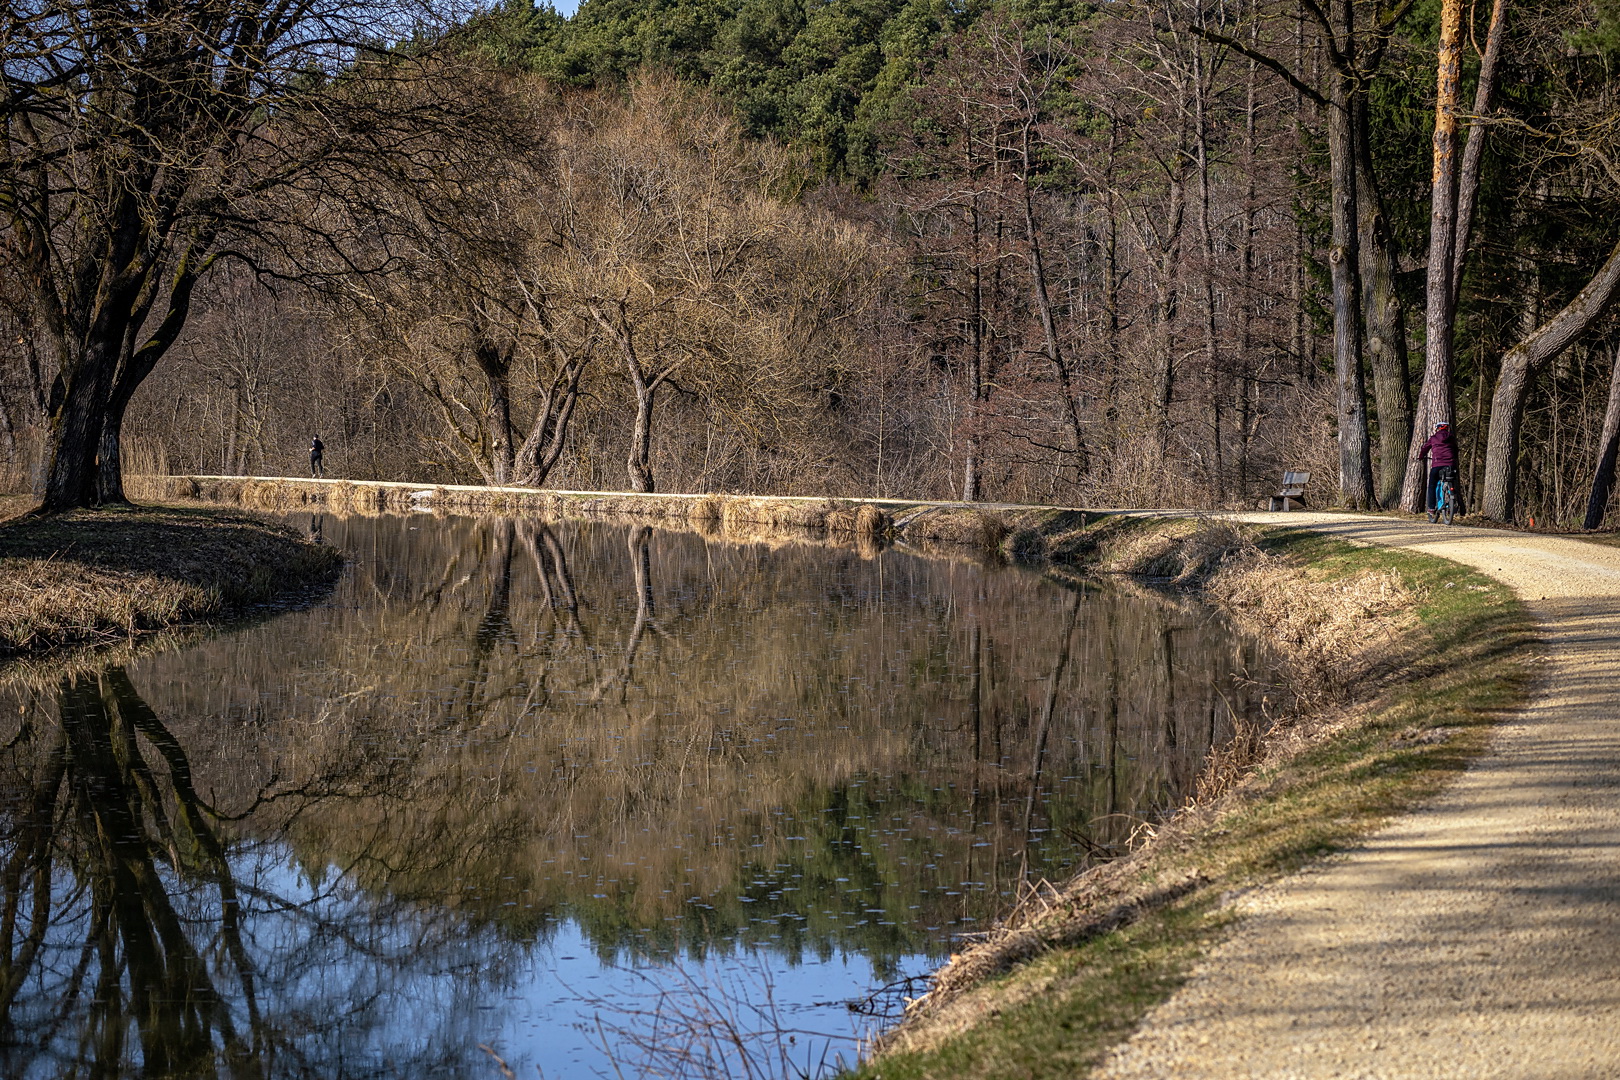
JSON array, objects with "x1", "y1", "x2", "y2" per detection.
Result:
[{"x1": 0, "y1": 513, "x2": 1275, "y2": 1078}]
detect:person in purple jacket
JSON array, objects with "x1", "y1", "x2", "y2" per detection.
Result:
[{"x1": 1421, "y1": 421, "x2": 1459, "y2": 522}]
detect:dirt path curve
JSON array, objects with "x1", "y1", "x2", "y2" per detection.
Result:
[{"x1": 1096, "y1": 512, "x2": 1620, "y2": 1080}]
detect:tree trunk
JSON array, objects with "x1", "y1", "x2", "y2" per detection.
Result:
[
  {"x1": 1328, "y1": 57, "x2": 1375, "y2": 509},
  {"x1": 474, "y1": 340, "x2": 515, "y2": 487},
  {"x1": 1583, "y1": 344, "x2": 1620, "y2": 530},
  {"x1": 96, "y1": 410, "x2": 128, "y2": 505},
  {"x1": 94, "y1": 354, "x2": 165, "y2": 504},
  {"x1": 40, "y1": 345, "x2": 120, "y2": 513},
  {"x1": 1237, "y1": 42, "x2": 1260, "y2": 498},
  {"x1": 1019, "y1": 131, "x2": 1088, "y2": 489},
  {"x1": 964, "y1": 201, "x2": 984, "y2": 503},
  {"x1": 1152, "y1": 171, "x2": 1186, "y2": 461},
  {"x1": 1401, "y1": 0, "x2": 1465, "y2": 512},
  {"x1": 1450, "y1": 0, "x2": 1508, "y2": 306},
  {"x1": 515, "y1": 348, "x2": 589, "y2": 488},
  {"x1": 588, "y1": 301, "x2": 664, "y2": 495},
  {"x1": 1355, "y1": 94, "x2": 1412, "y2": 507},
  {"x1": 1193, "y1": 42, "x2": 1223, "y2": 502},
  {"x1": 1482, "y1": 237, "x2": 1620, "y2": 520},
  {"x1": 628, "y1": 378, "x2": 656, "y2": 494}
]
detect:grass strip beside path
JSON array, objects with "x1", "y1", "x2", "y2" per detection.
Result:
[
  {"x1": 854, "y1": 523, "x2": 1536, "y2": 1080},
  {"x1": 0, "y1": 503, "x2": 342, "y2": 660}
]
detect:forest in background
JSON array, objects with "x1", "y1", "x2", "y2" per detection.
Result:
[{"x1": 5, "y1": 0, "x2": 1620, "y2": 523}]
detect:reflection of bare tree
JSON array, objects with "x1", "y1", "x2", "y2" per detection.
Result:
[
  {"x1": 109, "y1": 516, "x2": 1275, "y2": 971},
  {"x1": 0, "y1": 668, "x2": 262, "y2": 1076},
  {"x1": 518, "y1": 520, "x2": 583, "y2": 631},
  {"x1": 0, "y1": 668, "x2": 519, "y2": 1080},
  {"x1": 592, "y1": 526, "x2": 664, "y2": 704},
  {"x1": 1020, "y1": 591, "x2": 1081, "y2": 878}
]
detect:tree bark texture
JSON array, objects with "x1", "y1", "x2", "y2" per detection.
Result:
[
  {"x1": 1400, "y1": 0, "x2": 1465, "y2": 513},
  {"x1": 627, "y1": 381, "x2": 657, "y2": 494},
  {"x1": 1584, "y1": 345, "x2": 1620, "y2": 530},
  {"x1": 1355, "y1": 96, "x2": 1413, "y2": 509},
  {"x1": 1328, "y1": 59, "x2": 1375, "y2": 509},
  {"x1": 474, "y1": 339, "x2": 516, "y2": 486},
  {"x1": 42, "y1": 351, "x2": 118, "y2": 511},
  {"x1": 1482, "y1": 237, "x2": 1620, "y2": 521}
]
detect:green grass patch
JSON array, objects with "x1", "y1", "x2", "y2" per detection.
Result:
[
  {"x1": 0, "y1": 503, "x2": 342, "y2": 660},
  {"x1": 853, "y1": 522, "x2": 1536, "y2": 1080}
]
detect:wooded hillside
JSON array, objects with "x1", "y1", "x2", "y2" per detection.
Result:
[{"x1": 5, "y1": 0, "x2": 1620, "y2": 524}]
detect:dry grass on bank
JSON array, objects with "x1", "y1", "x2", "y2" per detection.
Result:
[
  {"x1": 0, "y1": 504, "x2": 342, "y2": 660},
  {"x1": 0, "y1": 494, "x2": 37, "y2": 522},
  {"x1": 855, "y1": 519, "x2": 1535, "y2": 1080}
]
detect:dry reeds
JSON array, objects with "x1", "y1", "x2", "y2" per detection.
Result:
[
  {"x1": 882, "y1": 862, "x2": 1207, "y2": 1053},
  {"x1": 1207, "y1": 549, "x2": 1416, "y2": 695}
]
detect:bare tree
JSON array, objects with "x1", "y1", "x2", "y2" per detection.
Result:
[
  {"x1": 551, "y1": 78, "x2": 875, "y2": 494},
  {"x1": 0, "y1": 0, "x2": 504, "y2": 511}
]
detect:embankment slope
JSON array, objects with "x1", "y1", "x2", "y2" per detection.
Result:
[{"x1": 1095, "y1": 512, "x2": 1620, "y2": 1078}]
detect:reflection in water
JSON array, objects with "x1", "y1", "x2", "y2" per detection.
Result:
[
  {"x1": 0, "y1": 515, "x2": 1277, "y2": 1077},
  {"x1": 0, "y1": 669, "x2": 521, "y2": 1079}
]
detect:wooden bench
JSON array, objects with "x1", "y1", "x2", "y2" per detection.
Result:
[{"x1": 1268, "y1": 470, "x2": 1309, "y2": 511}]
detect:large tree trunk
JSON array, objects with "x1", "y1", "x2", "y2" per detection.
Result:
[
  {"x1": 96, "y1": 410, "x2": 128, "y2": 505},
  {"x1": 1584, "y1": 344, "x2": 1620, "y2": 530},
  {"x1": 84, "y1": 254, "x2": 204, "y2": 508},
  {"x1": 1355, "y1": 94, "x2": 1412, "y2": 508},
  {"x1": 1400, "y1": 0, "x2": 1465, "y2": 512},
  {"x1": 473, "y1": 339, "x2": 515, "y2": 486},
  {"x1": 1481, "y1": 237, "x2": 1620, "y2": 520},
  {"x1": 1327, "y1": 58, "x2": 1375, "y2": 509},
  {"x1": 40, "y1": 343, "x2": 121, "y2": 513},
  {"x1": 94, "y1": 349, "x2": 167, "y2": 504}
]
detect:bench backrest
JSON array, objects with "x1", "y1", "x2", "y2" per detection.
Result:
[{"x1": 1278, "y1": 470, "x2": 1309, "y2": 495}]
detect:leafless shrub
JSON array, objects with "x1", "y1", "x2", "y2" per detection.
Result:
[{"x1": 577, "y1": 958, "x2": 860, "y2": 1080}]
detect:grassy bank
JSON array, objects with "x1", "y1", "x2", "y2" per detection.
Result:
[
  {"x1": 853, "y1": 516, "x2": 1536, "y2": 1080},
  {"x1": 0, "y1": 504, "x2": 343, "y2": 660}
]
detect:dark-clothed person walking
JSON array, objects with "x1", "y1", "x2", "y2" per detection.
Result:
[
  {"x1": 1421, "y1": 422, "x2": 1458, "y2": 520},
  {"x1": 310, "y1": 436, "x2": 324, "y2": 478}
]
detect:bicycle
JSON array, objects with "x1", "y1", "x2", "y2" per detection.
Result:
[{"x1": 1435, "y1": 474, "x2": 1457, "y2": 526}]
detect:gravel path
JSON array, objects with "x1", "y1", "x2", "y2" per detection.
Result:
[{"x1": 1095, "y1": 512, "x2": 1620, "y2": 1080}]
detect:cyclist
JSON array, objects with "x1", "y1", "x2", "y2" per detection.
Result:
[{"x1": 1420, "y1": 421, "x2": 1459, "y2": 523}]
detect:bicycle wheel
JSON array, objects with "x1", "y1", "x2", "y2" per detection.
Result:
[{"x1": 1440, "y1": 482, "x2": 1455, "y2": 526}]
